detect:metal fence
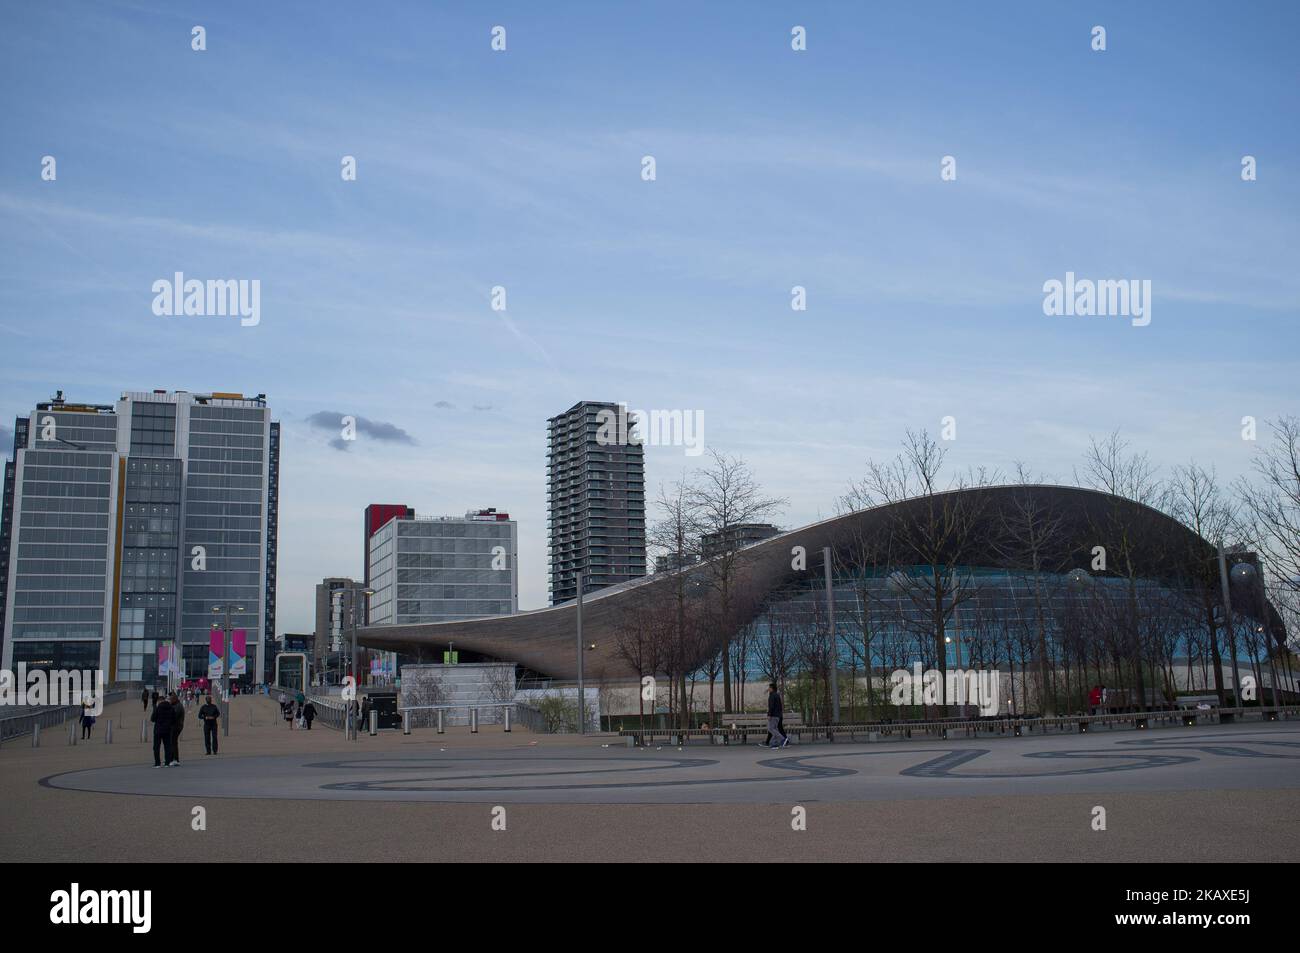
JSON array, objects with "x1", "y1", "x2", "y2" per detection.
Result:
[
  {"x1": 0, "y1": 690, "x2": 129, "y2": 745},
  {"x1": 618, "y1": 704, "x2": 1300, "y2": 747}
]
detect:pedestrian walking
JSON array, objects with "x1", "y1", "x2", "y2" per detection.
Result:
[
  {"x1": 168, "y1": 691, "x2": 185, "y2": 765},
  {"x1": 150, "y1": 689, "x2": 159, "y2": 712},
  {"x1": 151, "y1": 693, "x2": 176, "y2": 767},
  {"x1": 762, "y1": 682, "x2": 788, "y2": 749},
  {"x1": 199, "y1": 695, "x2": 221, "y2": 754},
  {"x1": 80, "y1": 699, "x2": 95, "y2": 740},
  {"x1": 141, "y1": 687, "x2": 149, "y2": 711},
  {"x1": 302, "y1": 699, "x2": 316, "y2": 730}
]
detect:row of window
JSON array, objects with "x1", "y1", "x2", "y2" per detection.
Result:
[
  {"x1": 12, "y1": 607, "x2": 104, "y2": 622},
  {"x1": 16, "y1": 559, "x2": 107, "y2": 576},
  {"x1": 20, "y1": 497, "x2": 107, "y2": 514}
]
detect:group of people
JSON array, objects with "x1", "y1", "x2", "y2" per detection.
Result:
[
  {"x1": 277, "y1": 691, "x2": 316, "y2": 730},
  {"x1": 147, "y1": 689, "x2": 223, "y2": 765}
]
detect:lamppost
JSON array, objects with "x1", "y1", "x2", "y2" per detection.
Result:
[
  {"x1": 1216, "y1": 543, "x2": 1243, "y2": 710},
  {"x1": 211, "y1": 604, "x2": 244, "y2": 737},
  {"x1": 823, "y1": 547, "x2": 840, "y2": 724},
  {"x1": 576, "y1": 572, "x2": 584, "y2": 734},
  {"x1": 1230, "y1": 560, "x2": 1280, "y2": 706},
  {"x1": 349, "y1": 587, "x2": 374, "y2": 741}
]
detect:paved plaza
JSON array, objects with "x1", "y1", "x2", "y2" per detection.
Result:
[{"x1": 4, "y1": 695, "x2": 1298, "y2": 862}]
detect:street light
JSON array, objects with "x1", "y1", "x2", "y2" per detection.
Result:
[
  {"x1": 348, "y1": 587, "x2": 375, "y2": 740},
  {"x1": 576, "y1": 572, "x2": 584, "y2": 734},
  {"x1": 211, "y1": 604, "x2": 244, "y2": 737},
  {"x1": 1215, "y1": 543, "x2": 1244, "y2": 712}
]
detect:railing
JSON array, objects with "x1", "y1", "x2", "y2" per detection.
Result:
[
  {"x1": 399, "y1": 702, "x2": 517, "y2": 733},
  {"x1": 0, "y1": 690, "x2": 128, "y2": 745},
  {"x1": 618, "y1": 705, "x2": 1300, "y2": 747}
]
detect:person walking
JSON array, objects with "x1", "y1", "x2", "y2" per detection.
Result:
[
  {"x1": 168, "y1": 691, "x2": 185, "y2": 765},
  {"x1": 141, "y1": 687, "x2": 149, "y2": 712},
  {"x1": 302, "y1": 699, "x2": 316, "y2": 730},
  {"x1": 80, "y1": 699, "x2": 95, "y2": 740},
  {"x1": 151, "y1": 693, "x2": 176, "y2": 767},
  {"x1": 150, "y1": 689, "x2": 159, "y2": 712},
  {"x1": 199, "y1": 695, "x2": 221, "y2": 755},
  {"x1": 762, "y1": 682, "x2": 788, "y2": 749}
]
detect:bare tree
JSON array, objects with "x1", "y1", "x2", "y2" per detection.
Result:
[
  {"x1": 990, "y1": 464, "x2": 1071, "y2": 714},
  {"x1": 1168, "y1": 462, "x2": 1238, "y2": 706},
  {"x1": 687, "y1": 449, "x2": 787, "y2": 713},
  {"x1": 845, "y1": 429, "x2": 997, "y2": 717}
]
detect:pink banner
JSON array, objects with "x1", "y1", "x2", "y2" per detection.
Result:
[{"x1": 208, "y1": 632, "x2": 224, "y2": 678}]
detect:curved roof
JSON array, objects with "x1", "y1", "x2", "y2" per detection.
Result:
[{"x1": 359, "y1": 484, "x2": 1282, "y2": 679}]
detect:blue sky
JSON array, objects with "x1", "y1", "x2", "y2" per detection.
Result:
[{"x1": 1, "y1": 1, "x2": 1297, "y2": 630}]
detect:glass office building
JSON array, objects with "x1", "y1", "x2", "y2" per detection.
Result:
[
  {"x1": 368, "y1": 510, "x2": 518, "y2": 626},
  {"x1": 0, "y1": 390, "x2": 279, "y2": 683}
]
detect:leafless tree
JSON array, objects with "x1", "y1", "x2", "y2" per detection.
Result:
[
  {"x1": 844, "y1": 429, "x2": 997, "y2": 716},
  {"x1": 686, "y1": 449, "x2": 787, "y2": 713}
]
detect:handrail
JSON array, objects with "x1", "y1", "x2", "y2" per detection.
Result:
[
  {"x1": 618, "y1": 705, "x2": 1300, "y2": 746},
  {"x1": 0, "y1": 690, "x2": 129, "y2": 744}
]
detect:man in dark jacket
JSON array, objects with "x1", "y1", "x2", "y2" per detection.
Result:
[
  {"x1": 151, "y1": 695, "x2": 176, "y2": 766},
  {"x1": 168, "y1": 691, "x2": 185, "y2": 765},
  {"x1": 198, "y1": 695, "x2": 221, "y2": 754},
  {"x1": 302, "y1": 700, "x2": 316, "y2": 730},
  {"x1": 141, "y1": 687, "x2": 149, "y2": 711},
  {"x1": 763, "y1": 682, "x2": 788, "y2": 749}
]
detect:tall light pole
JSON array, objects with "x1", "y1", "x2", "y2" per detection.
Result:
[
  {"x1": 1216, "y1": 543, "x2": 1243, "y2": 710},
  {"x1": 349, "y1": 587, "x2": 374, "y2": 740},
  {"x1": 576, "y1": 572, "x2": 585, "y2": 734},
  {"x1": 211, "y1": 604, "x2": 244, "y2": 737},
  {"x1": 823, "y1": 547, "x2": 839, "y2": 723}
]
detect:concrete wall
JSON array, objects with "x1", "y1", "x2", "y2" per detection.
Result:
[{"x1": 399, "y1": 662, "x2": 516, "y2": 726}]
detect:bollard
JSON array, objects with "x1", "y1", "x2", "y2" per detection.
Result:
[
  {"x1": 437, "y1": 709, "x2": 445, "y2": 734},
  {"x1": 470, "y1": 708, "x2": 479, "y2": 733},
  {"x1": 369, "y1": 710, "x2": 378, "y2": 736},
  {"x1": 105, "y1": 721, "x2": 113, "y2": 744},
  {"x1": 32, "y1": 723, "x2": 40, "y2": 748},
  {"x1": 69, "y1": 721, "x2": 77, "y2": 746},
  {"x1": 504, "y1": 706, "x2": 512, "y2": 732},
  {"x1": 402, "y1": 711, "x2": 411, "y2": 735},
  {"x1": 140, "y1": 719, "x2": 148, "y2": 743}
]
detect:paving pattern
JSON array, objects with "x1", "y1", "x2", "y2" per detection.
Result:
[{"x1": 40, "y1": 723, "x2": 1300, "y2": 805}]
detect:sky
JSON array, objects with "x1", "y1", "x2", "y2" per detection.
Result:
[{"x1": 1, "y1": 1, "x2": 1297, "y2": 632}]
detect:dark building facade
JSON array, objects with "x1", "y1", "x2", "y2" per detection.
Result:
[{"x1": 547, "y1": 401, "x2": 646, "y2": 604}]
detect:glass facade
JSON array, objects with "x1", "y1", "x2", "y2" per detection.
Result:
[
  {"x1": 1, "y1": 392, "x2": 277, "y2": 684},
  {"x1": 370, "y1": 516, "x2": 517, "y2": 625},
  {"x1": 179, "y1": 402, "x2": 269, "y2": 668},
  {"x1": 9, "y1": 447, "x2": 114, "y2": 646},
  {"x1": 116, "y1": 457, "x2": 181, "y2": 684}
]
